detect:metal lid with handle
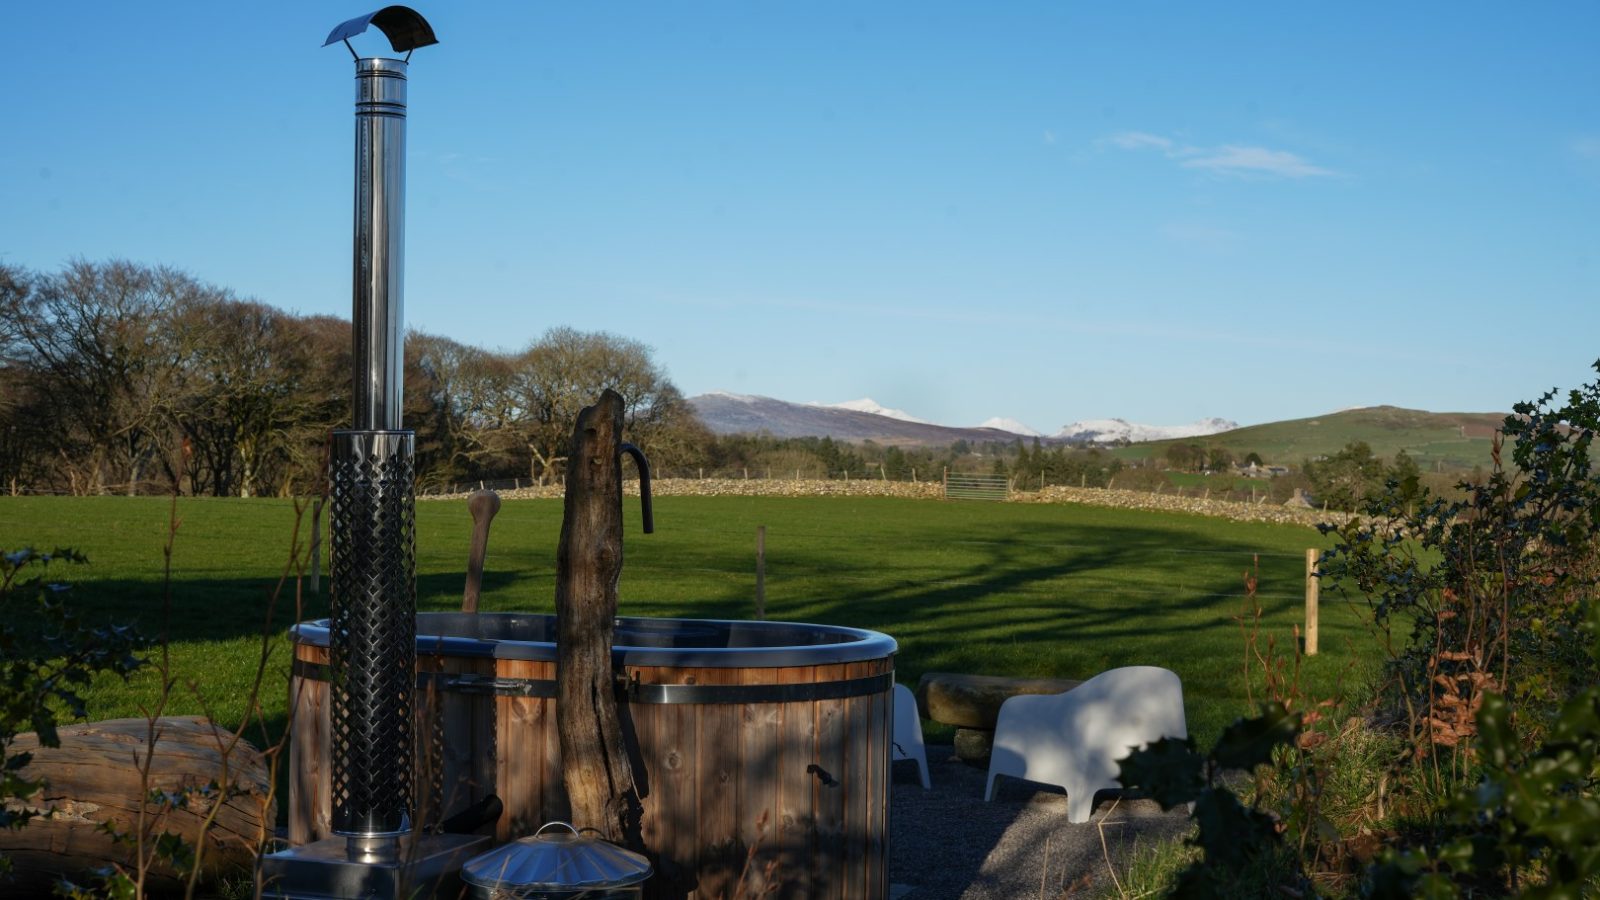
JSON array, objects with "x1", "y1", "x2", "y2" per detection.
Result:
[{"x1": 460, "y1": 822, "x2": 652, "y2": 896}]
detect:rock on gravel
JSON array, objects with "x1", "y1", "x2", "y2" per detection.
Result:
[{"x1": 890, "y1": 745, "x2": 1191, "y2": 899}]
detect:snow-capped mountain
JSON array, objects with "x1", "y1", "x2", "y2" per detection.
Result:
[
  {"x1": 808, "y1": 398, "x2": 929, "y2": 424},
  {"x1": 690, "y1": 393, "x2": 1024, "y2": 445},
  {"x1": 691, "y1": 392, "x2": 1235, "y2": 447},
  {"x1": 978, "y1": 417, "x2": 1042, "y2": 437},
  {"x1": 1055, "y1": 417, "x2": 1239, "y2": 444}
]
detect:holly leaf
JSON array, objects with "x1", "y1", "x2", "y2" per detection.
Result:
[
  {"x1": 1118, "y1": 735, "x2": 1204, "y2": 807},
  {"x1": 1212, "y1": 702, "x2": 1299, "y2": 772}
]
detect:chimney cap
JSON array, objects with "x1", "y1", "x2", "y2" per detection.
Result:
[{"x1": 324, "y1": 6, "x2": 439, "y2": 52}]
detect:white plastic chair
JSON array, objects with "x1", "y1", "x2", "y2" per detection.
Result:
[
  {"x1": 983, "y1": 666, "x2": 1186, "y2": 823},
  {"x1": 891, "y1": 683, "x2": 931, "y2": 789}
]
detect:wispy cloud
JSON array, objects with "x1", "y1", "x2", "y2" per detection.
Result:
[
  {"x1": 1102, "y1": 131, "x2": 1337, "y2": 179},
  {"x1": 1180, "y1": 145, "x2": 1334, "y2": 178},
  {"x1": 1572, "y1": 136, "x2": 1600, "y2": 160},
  {"x1": 1103, "y1": 131, "x2": 1175, "y2": 152}
]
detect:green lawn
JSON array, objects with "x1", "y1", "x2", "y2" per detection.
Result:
[
  {"x1": 1161, "y1": 472, "x2": 1271, "y2": 493},
  {"x1": 1, "y1": 494, "x2": 1374, "y2": 750}
]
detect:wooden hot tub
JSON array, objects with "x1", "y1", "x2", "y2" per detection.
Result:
[{"x1": 288, "y1": 613, "x2": 897, "y2": 900}]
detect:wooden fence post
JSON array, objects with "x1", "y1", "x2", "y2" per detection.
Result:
[
  {"x1": 1305, "y1": 548, "x2": 1320, "y2": 656},
  {"x1": 755, "y1": 526, "x2": 766, "y2": 620}
]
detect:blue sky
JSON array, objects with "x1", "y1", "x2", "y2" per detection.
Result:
[{"x1": 4, "y1": 3, "x2": 1598, "y2": 433}]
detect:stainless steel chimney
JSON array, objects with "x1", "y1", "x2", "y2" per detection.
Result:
[
  {"x1": 351, "y1": 52, "x2": 407, "y2": 434},
  {"x1": 331, "y1": 47, "x2": 416, "y2": 851},
  {"x1": 262, "y1": 8, "x2": 490, "y2": 896}
]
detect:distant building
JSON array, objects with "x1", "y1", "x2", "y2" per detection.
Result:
[{"x1": 1236, "y1": 463, "x2": 1290, "y2": 478}]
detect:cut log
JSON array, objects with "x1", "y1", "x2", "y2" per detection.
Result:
[
  {"x1": 915, "y1": 672, "x2": 1083, "y2": 729},
  {"x1": 1, "y1": 717, "x2": 276, "y2": 894},
  {"x1": 555, "y1": 389, "x2": 644, "y2": 848}
]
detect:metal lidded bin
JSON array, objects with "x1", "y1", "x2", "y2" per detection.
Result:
[{"x1": 461, "y1": 822, "x2": 652, "y2": 900}]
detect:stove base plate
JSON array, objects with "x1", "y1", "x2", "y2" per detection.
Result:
[{"x1": 260, "y1": 832, "x2": 490, "y2": 899}]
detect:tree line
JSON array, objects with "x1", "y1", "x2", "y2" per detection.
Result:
[
  {"x1": 3, "y1": 259, "x2": 1435, "y2": 503},
  {"x1": 0, "y1": 260, "x2": 1033, "y2": 497},
  {"x1": 0, "y1": 260, "x2": 706, "y2": 497}
]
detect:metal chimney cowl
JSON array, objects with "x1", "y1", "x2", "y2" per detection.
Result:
[{"x1": 260, "y1": 8, "x2": 490, "y2": 898}]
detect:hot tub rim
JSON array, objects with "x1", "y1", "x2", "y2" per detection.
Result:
[{"x1": 290, "y1": 612, "x2": 898, "y2": 668}]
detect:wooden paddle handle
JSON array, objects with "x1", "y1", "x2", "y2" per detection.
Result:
[{"x1": 462, "y1": 489, "x2": 501, "y2": 613}]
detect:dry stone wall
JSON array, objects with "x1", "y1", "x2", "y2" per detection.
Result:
[{"x1": 423, "y1": 478, "x2": 1334, "y2": 529}]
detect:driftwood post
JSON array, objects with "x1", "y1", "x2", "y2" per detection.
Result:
[
  {"x1": 461, "y1": 489, "x2": 501, "y2": 613},
  {"x1": 554, "y1": 389, "x2": 643, "y2": 846}
]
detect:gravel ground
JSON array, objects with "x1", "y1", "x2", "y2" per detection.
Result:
[{"x1": 889, "y1": 746, "x2": 1192, "y2": 900}]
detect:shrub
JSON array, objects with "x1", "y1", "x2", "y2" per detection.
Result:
[{"x1": 0, "y1": 548, "x2": 144, "y2": 878}]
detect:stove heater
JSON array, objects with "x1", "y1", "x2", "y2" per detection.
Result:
[{"x1": 261, "y1": 8, "x2": 490, "y2": 897}]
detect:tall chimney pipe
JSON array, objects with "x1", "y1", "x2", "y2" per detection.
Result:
[
  {"x1": 324, "y1": 3, "x2": 437, "y2": 856},
  {"x1": 352, "y1": 55, "x2": 407, "y2": 432},
  {"x1": 329, "y1": 60, "x2": 415, "y2": 853},
  {"x1": 262, "y1": 11, "x2": 490, "y2": 895}
]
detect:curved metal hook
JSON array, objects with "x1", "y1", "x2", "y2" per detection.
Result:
[{"x1": 619, "y1": 443, "x2": 654, "y2": 534}]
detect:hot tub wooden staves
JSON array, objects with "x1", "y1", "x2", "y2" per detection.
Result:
[{"x1": 288, "y1": 614, "x2": 896, "y2": 900}]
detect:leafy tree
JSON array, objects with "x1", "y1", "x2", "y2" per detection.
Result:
[
  {"x1": 1303, "y1": 441, "x2": 1385, "y2": 511},
  {"x1": 1388, "y1": 448, "x2": 1421, "y2": 484},
  {"x1": 1165, "y1": 442, "x2": 1206, "y2": 472},
  {"x1": 883, "y1": 446, "x2": 909, "y2": 480},
  {"x1": 1206, "y1": 446, "x2": 1234, "y2": 472}
]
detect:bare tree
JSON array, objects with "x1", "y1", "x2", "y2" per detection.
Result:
[
  {"x1": 1, "y1": 260, "x2": 209, "y2": 494},
  {"x1": 271, "y1": 314, "x2": 351, "y2": 496},
  {"x1": 508, "y1": 327, "x2": 695, "y2": 485},
  {"x1": 1, "y1": 263, "x2": 714, "y2": 493},
  {"x1": 409, "y1": 332, "x2": 522, "y2": 486},
  {"x1": 0, "y1": 267, "x2": 55, "y2": 494},
  {"x1": 170, "y1": 300, "x2": 325, "y2": 497}
]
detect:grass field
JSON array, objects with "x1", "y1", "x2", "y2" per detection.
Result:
[
  {"x1": 1, "y1": 494, "x2": 1376, "y2": 754},
  {"x1": 1162, "y1": 471, "x2": 1271, "y2": 493}
]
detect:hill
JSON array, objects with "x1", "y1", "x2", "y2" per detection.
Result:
[
  {"x1": 689, "y1": 392, "x2": 1036, "y2": 446},
  {"x1": 1112, "y1": 405, "x2": 1508, "y2": 472}
]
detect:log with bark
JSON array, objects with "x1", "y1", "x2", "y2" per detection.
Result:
[
  {"x1": 554, "y1": 389, "x2": 645, "y2": 848},
  {"x1": 0, "y1": 716, "x2": 275, "y2": 893}
]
